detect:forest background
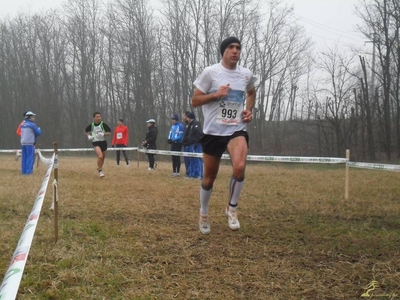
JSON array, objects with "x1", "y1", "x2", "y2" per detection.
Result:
[{"x1": 0, "y1": 0, "x2": 399, "y2": 162}]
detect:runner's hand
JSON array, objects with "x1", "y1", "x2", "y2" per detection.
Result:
[
  {"x1": 242, "y1": 110, "x2": 253, "y2": 123},
  {"x1": 88, "y1": 135, "x2": 94, "y2": 141}
]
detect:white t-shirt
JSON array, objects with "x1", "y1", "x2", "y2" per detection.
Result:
[{"x1": 193, "y1": 62, "x2": 256, "y2": 136}]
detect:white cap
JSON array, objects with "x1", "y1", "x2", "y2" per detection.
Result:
[
  {"x1": 146, "y1": 119, "x2": 156, "y2": 123},
  {"x1": 25, "y1": 111, "x2": 36, "y2": 116}
]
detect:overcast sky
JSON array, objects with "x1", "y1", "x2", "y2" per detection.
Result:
[
  {"x1": 1, "y1": 0, "x2": 366, "y2": 52},
  {"x1": 286, "y1": 0, "x2": 366, "y2": 52}
]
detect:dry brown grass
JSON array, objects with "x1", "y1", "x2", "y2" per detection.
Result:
[{"x1": 1, "y1": 153, "x2": 400, "y2": 300}]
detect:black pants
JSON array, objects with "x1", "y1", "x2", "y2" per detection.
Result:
[
  {"x1": 147, "y1": 153, "x2": 155, "y2": 168},
  {"x1": 171, "y1": 143, "x2": 182, "y2": 173},
  {"x1": 115, "y1": 145, "x2": 129, "y2": 165}
]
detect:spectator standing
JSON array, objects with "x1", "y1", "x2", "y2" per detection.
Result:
[
  {"x1": 84, "y1": 112, "x2": 112, "y2": 178},
  {"x1": 191, "y1": 37, "x2": 257, "y2": 234},
  {"x1": 20, "y1": 111, "x2": 41, "y2": 175},
  {"x1": 183, "y1": 112, "x2": 203, "y2": 179},
  {"x1": 142, "y1": 118, "x2": 158, "y2": 170},
  {"x1": 167, "y1": 113, "x2": 184, "y2": 177},
  {"x1": 111, "y1": 118, "x2": 130, "y2": 166}
]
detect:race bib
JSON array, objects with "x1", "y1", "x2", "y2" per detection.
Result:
[
  {"x1": 215, "y1": 90, "x2": 244, "y2": 125},
  {"x1": 117, "y1": 133, "x2": 122, "y2": 139}
]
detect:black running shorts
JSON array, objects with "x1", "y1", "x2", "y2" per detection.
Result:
[
  {"x1": 200, "y1": 131, "x2": 249, "y2": 158},
  {"x1": 93, "y1": 141, "x2": 108, "y2": 152}
]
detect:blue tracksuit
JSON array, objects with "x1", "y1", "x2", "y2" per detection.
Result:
[{"x1": 20, "y1": 119, "x2": 42, "y2": 175}]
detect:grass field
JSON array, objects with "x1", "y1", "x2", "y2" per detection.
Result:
[{"x1": 1, "y1": 153, "x2": 399, "y2": 300}]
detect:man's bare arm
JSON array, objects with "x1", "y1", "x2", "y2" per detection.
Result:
[
  {"x1": 242, "y1": 87, "x2": 256, "y2": 123},
  {"x1": 191, "y1": 84, "x2": 231, "y2": 107}
]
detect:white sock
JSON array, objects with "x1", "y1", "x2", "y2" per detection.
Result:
[
  {"x1": 200, "y1": 185, "x2": 213, "y2": 216},
  {"x1": 228, "y1": 176, "x2": 244, "y2": 211}
]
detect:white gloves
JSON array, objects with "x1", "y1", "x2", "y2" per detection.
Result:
[
  {"x1": 97, "y1": 132, "x2": 104, "y2": 138},
  {"x1": 88, "y1": 135, "x2": 94, "y2": 141}
]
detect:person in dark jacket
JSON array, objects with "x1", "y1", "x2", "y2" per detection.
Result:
[{"x1": 142, "y1": 119, "x2": 158, "y2": 170}]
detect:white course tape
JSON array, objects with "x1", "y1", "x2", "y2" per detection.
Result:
[
  {"x1": 0, "y1": 150, "x2": 23, "y2": 153},
  {"x1": 347, "y1": 161, "x2": 400, "y2": 172},
  {"x1": 244, "y1": 155, "x2": 347, "y2": 163},
  {"x1": 45, "y1": 147, "x2": 138, "y2": 152},
  {"x1": 0, "y1": 153, "x2": 55, "y2": 300},
  {"x1": 37, "y1": 149, "x2": 53, "y2": 167},
  {"x1": 0, "y1": 147, "x2": 139, "y2": 153},
  {"x1": 12, "y1": 147, "x2": 400, "y2": 168},
  {"x1": 138, "y1": 148, "x2": 347, "y2": 163}
]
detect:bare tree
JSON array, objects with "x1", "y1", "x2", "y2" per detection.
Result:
[
  {"x1": 251, "y1": 0, "x2": 312, "y2": 152},
  {"x1": 358, "y1": 56, "x2": 376, "y2": 160},
  {"x1": 61, "y1": 0, "x2": 104, "y2": 146},
  {"x1": 356, "y1": 0, "x2": 399, "y2": 159},
  {"x1": 314, "y1": 45, "x2": 358, "y2": 156},
  {"x1": 105, "y1": 0, "x2": 158, "y2": 144}
]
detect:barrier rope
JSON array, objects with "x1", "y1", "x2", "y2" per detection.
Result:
[
  {"x1": 2, "y1": 147, "x2": 400, "y2": 169},
  {"x1": 346, "y1": 161, "x2": 400, "y2": 172},
  {"x1": 0, "y1": 147, "x2": 138, "y2": 153},
  {"x1": 138, "y1": 148, "x2": 348, "y2": 163}
]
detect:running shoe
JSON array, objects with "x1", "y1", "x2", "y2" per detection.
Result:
[
  {"x1": 225, "y1": 208, "x2": 240, "y2": 230},
  {"x1": 199, "y1": 215, "x2": 210, "y2": 235},
  {"x1": 99, "y1": 170, "x2": 105, "y2": 178}
]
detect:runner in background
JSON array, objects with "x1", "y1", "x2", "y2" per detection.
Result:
[{"x1": 84, "y1": 112, "x2": 112, "y2": 178}]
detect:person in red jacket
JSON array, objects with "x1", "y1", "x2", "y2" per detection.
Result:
[{"x1": 111, "y1": 118, "x2": 129, "y2": 166}]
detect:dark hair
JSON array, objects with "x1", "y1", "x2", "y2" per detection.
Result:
[
  {"x1": 93, "y1": 112, "x2": 101, "y2": 118},
  {"x1": 118, "y1": 118, "x2": 123, "y2": 123}
]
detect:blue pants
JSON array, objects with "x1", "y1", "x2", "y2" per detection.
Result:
[
  {"x1": 183, "y1": 145, "x2": 192, "y2": 177},
  {"x1": 191, "y1": 143, "x2": 203, "y2": 179},
  {"x1": 184, "y1": 144, "x2": 203, "y2": 178},
  {"x1": 21, "y1": 145, "x2": 35, "y2": 175}
]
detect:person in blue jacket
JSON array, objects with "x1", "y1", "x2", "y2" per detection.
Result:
[
  {"x1": 20, "y1": 111, "x2": 42, "y2": 175},
  {"x1": 167, "y1": 113, "x2": 184, "y2": 177}
]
